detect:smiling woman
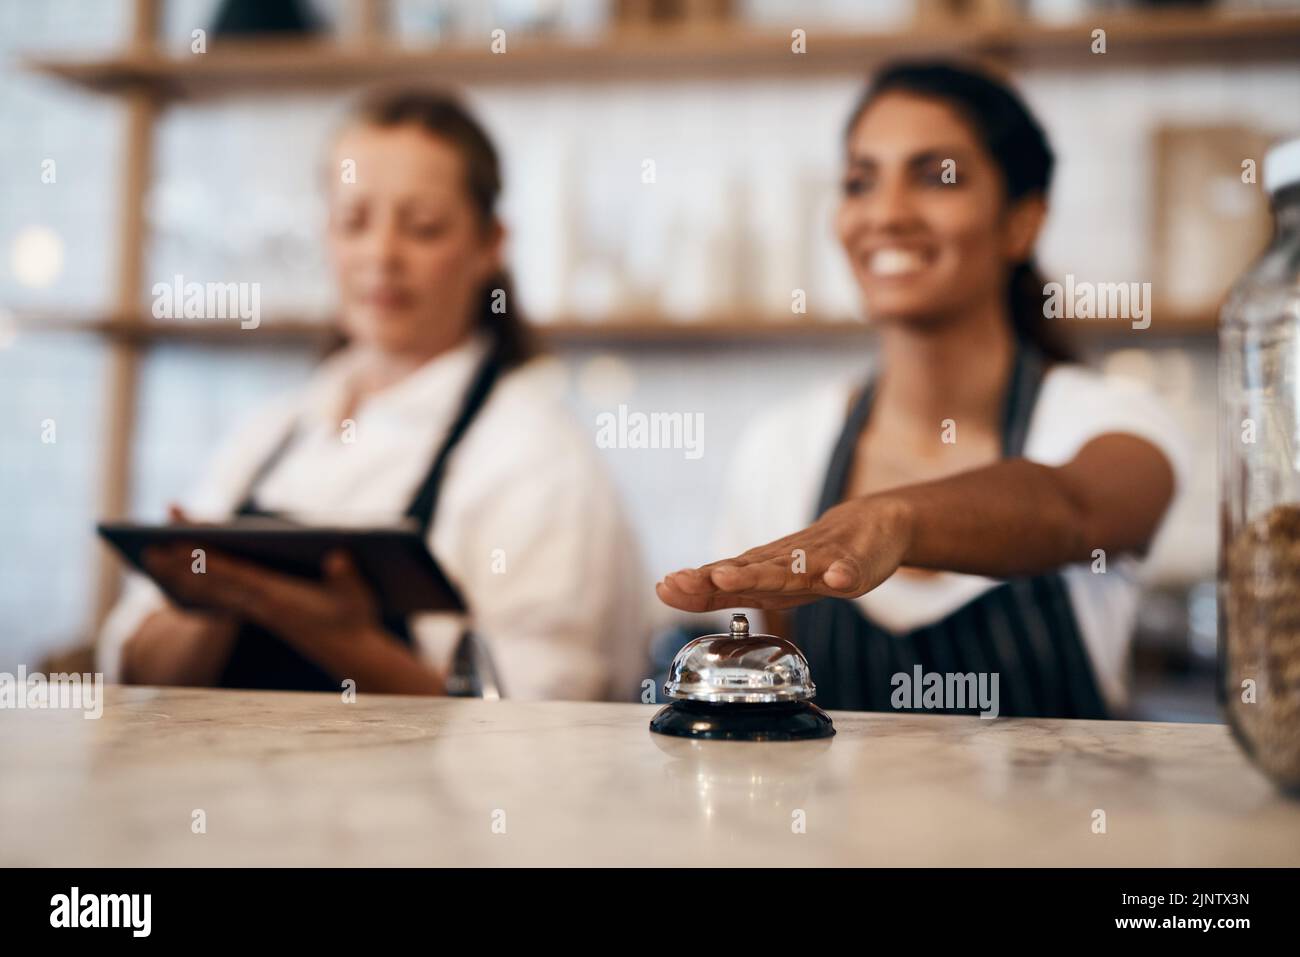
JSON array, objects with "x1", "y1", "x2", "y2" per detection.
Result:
[
  {"x1": 836, "y1": 63, "x2": 1072, "y2": 363},
  {"x1": 657, "y1": 61, "x2": 1191, "y2": 719}
]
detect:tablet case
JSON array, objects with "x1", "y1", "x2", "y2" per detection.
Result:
[{"x1": 97, "y1": 520, "x2": 466, "y2": 617}]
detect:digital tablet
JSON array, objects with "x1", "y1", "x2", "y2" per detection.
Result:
[{"x1": 97, "y1": 519, "x2": 465, "y2": 617}]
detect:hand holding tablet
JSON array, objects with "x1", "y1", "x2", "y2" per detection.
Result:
[{"x1": 98, "y1": 513, "x2": 465, "y2": 620}]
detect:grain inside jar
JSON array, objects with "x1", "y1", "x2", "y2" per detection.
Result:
[{"x1": 1225, "y1": 503, "x2": 1300, "y2": 790}]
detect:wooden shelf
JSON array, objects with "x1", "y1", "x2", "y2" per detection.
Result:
[
  {"x1": 11, "y1": 310, "x2": 1218, "y2": 347},
  {"x1": 24, "y1": 11, "x2": 1300, "y2": 98},
  {"x1": 12, "y1": 312, "x2": 874, "y2": 347}
]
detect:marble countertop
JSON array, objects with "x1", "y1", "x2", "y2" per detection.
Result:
[{"x1": 2, "y1": 685, "x2": 1297, "y2": 866}]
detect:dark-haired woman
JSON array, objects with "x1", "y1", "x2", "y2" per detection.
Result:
[
  {"x1": 657, "y1": 63, "x2": 1188, "y2": 718},
  {"x1": 100, "y1": 90, "x2": 648, "y2": 700}
]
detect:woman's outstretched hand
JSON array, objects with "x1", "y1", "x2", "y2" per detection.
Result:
[
  {"x1": 656, "y1": 497, "x2": 915, "y2": 612},
  {"x1": 656, "y1": 435, "x2": 1179, "y2": 614}
]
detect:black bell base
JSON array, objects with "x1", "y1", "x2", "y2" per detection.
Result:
[{"x1": 649, "y1": 698, "x2": 835, "y2": 742}]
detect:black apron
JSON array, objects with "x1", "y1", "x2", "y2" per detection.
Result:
[
  {"x1": 217, "y1": 342, "x2": 502, "y2": 691},
  {"x1": 791, "y1": 345, "x2": 1110, "y2": 719}
]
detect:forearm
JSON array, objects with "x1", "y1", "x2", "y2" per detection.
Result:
[
  {"x1": 875, "y1": 458, "x2": 1093, "y2": 578},
  {"x1": 278, "y1": 625, "x2": 448, "y2": 696},
  {"x1": 120, "y1": 609, "x2": 237, "y2": 687}
]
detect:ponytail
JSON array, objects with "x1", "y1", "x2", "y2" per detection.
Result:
[
  {"x1": 1009, "y1": 260, "x2": 1075, "y2": 363},
  {"x1": 479, "y1": 268, "x2": 536, "y2": 369}
]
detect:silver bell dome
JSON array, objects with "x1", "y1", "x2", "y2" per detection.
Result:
[{"x1": 662, "y1": 613, "x2": 817, "y2": 704}]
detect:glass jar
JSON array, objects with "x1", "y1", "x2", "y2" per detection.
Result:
[{"x1": 1219, "y1": 137, "x2": 1300, "y2": 794}]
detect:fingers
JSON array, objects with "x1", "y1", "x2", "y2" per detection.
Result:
[
  {"x1": 323, "y1": 549, "x2": 352, "y2": 580},
  {"x1": 673, "y1": 551, "x2": 863, "y2": 596},
  {"x1": 142, "y1": 546, "x2": 186, "y2": 592},
  {"x1": 707, "y1": 557, "x2": 800, "y2": 594},
  {"x1": 656, "y1": 546, "x2": 872, "y2": 613},
  {"x1": 168, "y1": 504, "x2": 222, "y2": 529},
  {"x1": 655, "y1": 579, "x2": 713, "y2": 613},
  {"x1": 144, "y1": 545, "x2": 271, "y2": 619},
  {"x1": 660, "y1": 567, "x2": 715, "y2": 595},
  {"x1": 659, "y1": 550, "x2": 782, "y2": 598},
  {"x1": 322, "y1": 550, "x2": 374, "y2": 608},
  {"x1": 144, "y1": 548, "x2": 210, "y2": 607},
  {"x1": 655, "y1": 580, "x2": 749, "y2": 613},
  {"x1": 822, "y1": 557, "x2": 865, "y2": 592},
  {"x1": 654, "y1": 579, "x2": 822, "y2": 613}
]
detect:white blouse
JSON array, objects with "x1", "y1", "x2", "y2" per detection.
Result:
[
  {"x1": 98, "y1": 334, "x2": 652, "y2": 701},
  {"x1": 715, "y1": 362, "x2": 1192, "y2": 712}
]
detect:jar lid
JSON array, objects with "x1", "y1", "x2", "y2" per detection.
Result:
[
  {"x1": 1264, "y1": 136, "x2": 1300, "y2": 196},
  {"x1": 662, "y1": 613, "x2": 818, "y2": 704}
]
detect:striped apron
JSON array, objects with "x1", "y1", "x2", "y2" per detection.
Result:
[
  {"x1": 791, "y1": 346, "x2": 1109, "y2": 719},
  {"x1": 216, "y1": 341, "x2": 502, "y2": 692}
]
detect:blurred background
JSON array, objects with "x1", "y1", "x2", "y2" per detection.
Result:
[{"x1": 2, "y1": 0, "x2": 1298, "y2": 720}]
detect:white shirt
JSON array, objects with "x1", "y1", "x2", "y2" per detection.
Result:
[
  {"x1": 716, "y1": 363, "x2": 1192, "y2": 712},
  {"x1": 98, "y1": 334, "x2": 651, "y2": 701}
]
